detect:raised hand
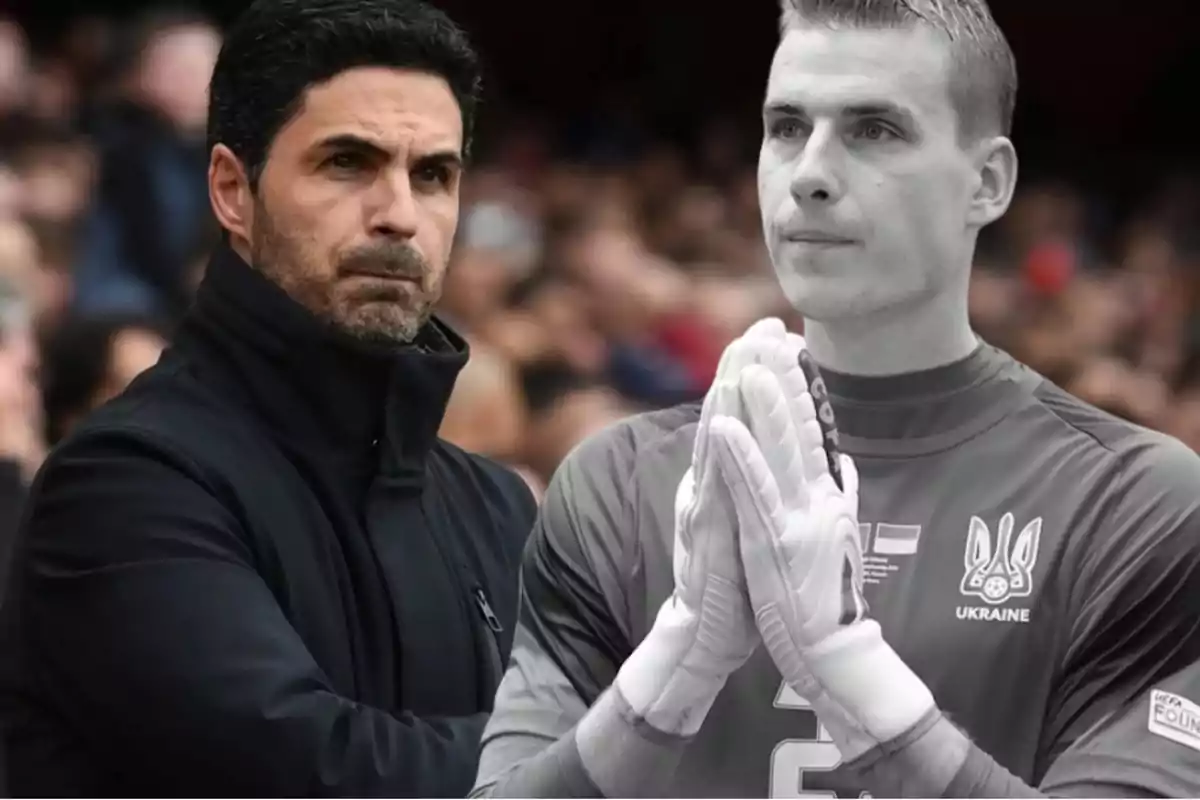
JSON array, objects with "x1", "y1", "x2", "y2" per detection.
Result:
[
  {"x1": 614, "y1": 318, "x2": 789, "y2": 736},
  {"x1": 708, "y1": 335, "x2": 935, "y2": 762}
]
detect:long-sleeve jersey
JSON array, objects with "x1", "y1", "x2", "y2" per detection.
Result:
[{"x1": 475, "y1": 343, "x2": 1200, "y2": 797}]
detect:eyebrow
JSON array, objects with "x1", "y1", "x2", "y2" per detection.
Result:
[
  {"x1": 313, "y1": 134, "x2": 464, "y2": 169},
  {"x1": 413, "y1": 150, "x2": 465, "y2": 172},
  {"x1": 763, "y1": 100, "x2": 917, "y2": 127},
  {"x1": 313, "y1": 133, "x2": 389, "y2": 157}
]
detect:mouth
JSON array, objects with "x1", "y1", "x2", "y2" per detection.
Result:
[
  {"x1": 783, "y1": 233, "x2": 858, "y2": 246},
  {"x1": 344, "y1": 270, "x2": 419, "y2": 283}
]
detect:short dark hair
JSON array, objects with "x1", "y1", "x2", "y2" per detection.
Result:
[
  {"x1": 207, "y1": 0, "x2": 482, "y2": 188},
  {"x1": 779, "y1": 0, "x2": 1017, "y2": 140},
  {"x1": 519, "y1": 359, "x2": 599, "y2": 417}
]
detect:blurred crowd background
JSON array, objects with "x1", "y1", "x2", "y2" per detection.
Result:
[{"x1": 2, "y1": 0, "x2": 1200, "y2": 523}]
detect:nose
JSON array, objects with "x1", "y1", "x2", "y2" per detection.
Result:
[
  {"x1": 790, "y1": 124, "x2": 844, "y2": 208},
  {"x1": 367, "y1": 170, "x2": 420, "y2": 239}
]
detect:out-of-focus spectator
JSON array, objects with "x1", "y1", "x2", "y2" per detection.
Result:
[
  {"x1": 559, "y1": 220, "x2": 703, "y2": 405},
  {"x1": 0, "y1": 217, "x2": 71, "y2": 331},
  {"x1": 4, "y1": 120, "x2": 96, "y2": 226},
  {"x1": 0, "y1": 271, "x2": 41, "y2": 597},
  {"x1": 516, "y1": 271, "x2": 608, "y2": 374},
  {"x1": 0, "y1": 160, "x2": 21, "y2": 218},
  {"x1": 0, "y1": 18, "x2": 30, "y2": 123},
  {"x1": 39, "y1": 312, "x2": 168, "y2": 445},
  {"x1": 439, "y1": 340, "x2": 528, "y2": 464},
  {"x1": 0, "y1": 272, "x2": 41, "y2": 482},
  {"x1": 1167, "y1": 387, "x2": 1200, "y2": 453},
  {"x1": 518, "y1": 358, "x2": 633, "y2": 481},
  {"x1": 1064, "y1": 356, "x2": 1172, "y2": 430},
  {"x1": 4, "y1": 5, "x2": 1200, "y2": 489},
  {"x1": 439, "y1": 201, "x2": 541, "y2": 333},
  {"x1": 72, "y1": 9, "x2": 220, "y2": 320}
]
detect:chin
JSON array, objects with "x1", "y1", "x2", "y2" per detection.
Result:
[
  {"x1": 331, "y1": 303, "x2": 427, "y2": 345},
  {"x1": 778, "y1": 272, "x2": 895, "y2": 322},
  {"x1": 329, "y1": 284, "x2": 435, "y2": 342}
]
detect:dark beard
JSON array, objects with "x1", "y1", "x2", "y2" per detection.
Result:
[{"x1": 250, "y1": 200, "x2": 436, "y2": 345}]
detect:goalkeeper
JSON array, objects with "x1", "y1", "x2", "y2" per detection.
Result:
[{"x1": 472, "y1": 1, "x2": 1200, "y2": 796}]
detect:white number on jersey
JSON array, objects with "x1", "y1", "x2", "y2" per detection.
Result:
[{"x1": 770, "y1": 682, "x2": 870, "y2": 798}]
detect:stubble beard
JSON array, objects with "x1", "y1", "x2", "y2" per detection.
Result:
[{"x1": 250, "y1": 203, "x2": 437, "y2": 347}]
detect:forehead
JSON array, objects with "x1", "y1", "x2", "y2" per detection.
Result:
[
  {"x1": 279, "y1": 66, "x2": 463, "y2": 154},
  {"x1": 766, "y1": 25, "x2": 955, "y2": 123}
]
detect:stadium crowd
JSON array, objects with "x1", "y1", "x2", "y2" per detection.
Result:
[{"x1": 2, "y1": 6, "x2": 1200, "y2": 527}]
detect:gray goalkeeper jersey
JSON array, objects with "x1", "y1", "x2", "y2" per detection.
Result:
[{"x1": 477, "y1": 344, "x2": 1200, "y2": 797}]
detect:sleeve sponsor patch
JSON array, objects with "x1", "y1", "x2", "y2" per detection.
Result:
[{"x1": 1150, "y1": 690, "x2": 1200, "y2": 752}]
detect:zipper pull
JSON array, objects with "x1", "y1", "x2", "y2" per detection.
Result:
[{"x1": 473, "y1": 587, "x2": 503, "y2": 633}]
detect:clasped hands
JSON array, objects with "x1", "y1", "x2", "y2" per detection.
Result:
[{"x1": 616, "y1": 318, "x2": 935, "y2": 764}]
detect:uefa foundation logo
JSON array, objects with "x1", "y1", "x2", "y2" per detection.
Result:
[{"x1": 1149, "y1": 690, "x2": 1200, "y2": 752}]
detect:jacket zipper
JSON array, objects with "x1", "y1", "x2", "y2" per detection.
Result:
[{"x1": 472, "y1": 585, "x2": 505, "y2": 681}]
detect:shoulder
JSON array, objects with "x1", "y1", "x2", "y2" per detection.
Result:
[
  {"x1": 987, "y1": 359, "x2": 1200, "y2": 588},
  {"x1": 560, "y1": 402, "x2": 701, "y2": 487},
  {"x1": 1082, "y1": 428, "x2": 1200, "y2": 571},
  {"x1": 1027, "y1": 373, "x2": 1185, "y2": 466},
  {"x1": 20, "y1": 408, "x2": 254, "y2": 577},
  {"x1": 45, "y1": 401, "x2": 219, "y2": 494},
  {"x1": 1044, "y1": 411, "x2": 1200, "y2": 653},
  {"x1": 1031, "y1": 377, "x2": 1200, "y2": 527},
  {"x1": 1108, "y1": 427, "x2": 1200, "y2": 506},
  {"x1": 547, "y1": 401, "x2": 701, "y2": 522},
  {"x1": 1032, "y1": 380, "x2": 1200, "y2": 551},
  {"x1": 27, "y1": 354, "x2": 270, "y2": 540},
  {"x1": 523, "y1": 402, "x2": 698, "y2": 579},
  {"x1": 65, "y1": 351, "x2": 280, "y2": 485},
  {"x1": 516, "y1": 403, "x2": 699, "y2": 645},
  {"x1": 1009, "y1": 368, "x2": 1200, "y2": 516}
]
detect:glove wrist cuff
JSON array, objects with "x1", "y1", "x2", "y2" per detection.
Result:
[{"x1": 806, "y1": 620, "x2": 935, "y2": 750}]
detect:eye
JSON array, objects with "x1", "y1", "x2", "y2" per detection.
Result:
[
  {"x1": 852, "y1": 119, "x2": 901, "y2": 142},
  {"x1": 323, "y1": 151, "x2": 368, "y2": 173},
  {"x1": 768, "y1": 117, "x2": 807, "y2": 142},
  {"x1": 413, "y1": 163, "x2": 453, "y2": 190}
]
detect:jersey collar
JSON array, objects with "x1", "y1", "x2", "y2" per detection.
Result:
[{"x1": 819, "y1": 344, "x2": 1039, "y2": 457}]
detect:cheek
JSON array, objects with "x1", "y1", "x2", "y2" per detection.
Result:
[
  {"x1": 420, "y1": 199, "x2": 459, "y2": 274},
  {"x1": 756, "y1": 149, "x2": 790, "y2": 221},
  {"x1": 273, "y1": 177, "x2": 351, "y2": 240},
  {"x1": 877, "y1": 167, "x2": 966, "y2": 258}
]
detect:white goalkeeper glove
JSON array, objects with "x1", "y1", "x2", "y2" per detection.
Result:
[
  {"x1": 614, "y1": 318, "x2": 794, "y2": 736},
  {"x1": 708, "y1": 339, "x2": 936, "y2": 762}
]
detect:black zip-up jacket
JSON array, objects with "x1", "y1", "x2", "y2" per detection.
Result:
[{"x1": 0, "y1": 246, "x2": 535, "y2": 796}]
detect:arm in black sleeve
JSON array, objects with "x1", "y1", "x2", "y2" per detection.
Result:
[
  {"x1": 0, "y1": 458, "x2": 26, "y2": 594},
  {"x1": 19, "y1": 431, "x2": 487, "y2": 796}
]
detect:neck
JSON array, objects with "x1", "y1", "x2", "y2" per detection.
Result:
[{"x1": 803, "y1": 271, "x2": 977, "y2": 377}]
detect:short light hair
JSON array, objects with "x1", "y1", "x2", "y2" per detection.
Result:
[{"x1": 779, "y1": 0, "x2": 1017, "y2": 140}]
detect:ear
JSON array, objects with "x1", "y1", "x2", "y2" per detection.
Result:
[
  {"x1": 208, "y1": 144, "x2": 255, "y2": 252},
  {"x1": 965, "y1": 135, "x2": 1018, "y2": 229}
]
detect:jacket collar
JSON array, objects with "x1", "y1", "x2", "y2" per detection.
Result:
[{"x1": 176, "y1": 245, "x2": 467, "y2": 479}]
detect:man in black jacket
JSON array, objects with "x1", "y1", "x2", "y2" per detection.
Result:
[{"x1": 0, "y1": 0, "x2": 535, "y2": 794}]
